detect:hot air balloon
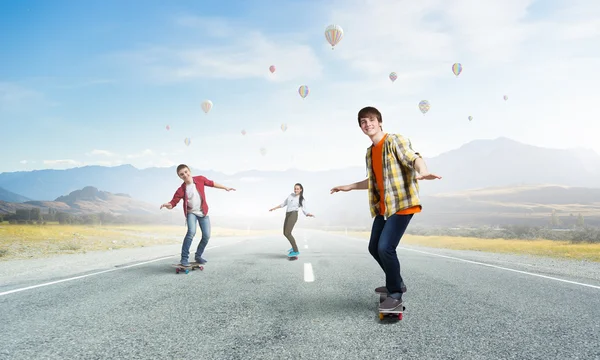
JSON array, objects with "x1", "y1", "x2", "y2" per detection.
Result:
[
  {"x1": 184, "y1": 138, "x2": 191, "y2": 146},
  {"x1": 503, "y1": 95, "x2": 508, "y2": 101},
  {"x1": 166, "y1": 125, "x2": 170, "y2": 131},
  {"x1": 418, "y1": 100, "x2": 430, "y2": 115},
  {"x1": 298, "y1": 85, "x2": 309, "y2": 99},
  {"x1": 324, "y1": 24, "x2": 344, "y2": 49},
  {"x1": 260, "y1": 147, "x2": 267, "y2": 156},
  {"x1": 281, "y1": 123, "x2": 288, "y2": 132},
  {"x1": 468, "y1": 116, "x2": 473, "y2": 121},
  {"x1": 269, "y1": 65, "x2": 276, "y2": 73},
  {"x1": 389, "y1": 72, "x2": 398, "y2": 82},
  {"x1": 241, "y1": 129, "x2": 246, "y2": 135},
  {"x1": 201, "y1": 100, "x2": 213, "y2": 114},
  {"x1": 452, "y1": 63, "x2": 462, "y2": 77}
]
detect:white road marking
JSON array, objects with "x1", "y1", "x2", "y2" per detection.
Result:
[
  {"x1": 0, "y1": 242, "x2": 242, "y2": 297},
  {"x1": 402, "y1": 247, "x2": 600, "y2": 290},
  {"x1": 334, "y1": 233, "x2": 600, "y2": 290},
  {"x1": 304, "y1": 263, "x2": 314, "y2": 282}
]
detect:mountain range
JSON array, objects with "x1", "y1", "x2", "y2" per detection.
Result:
[{"x1": 1, "y1": 137, "x2": 600, "y2": 228}]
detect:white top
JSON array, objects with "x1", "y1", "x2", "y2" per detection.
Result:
[
  {"x1": 186, "y1": 183, "x2": 205, "y2": 217},
  {"x1": 280, "y1": 193, "x2": 308, "y2": 216}
]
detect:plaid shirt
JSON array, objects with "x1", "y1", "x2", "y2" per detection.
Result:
[{"x1": 365, "y1": 133, "x2": 422, "y2": 218}]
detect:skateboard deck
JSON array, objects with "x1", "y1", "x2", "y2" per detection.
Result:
[
  {"x1": 171, "y1": 262, "x2": 204, "y2": 274},
  {"x1": 288, "y1": 256, "x2": 298, "y2": 261},
  {"x1": 377, "y1": 293, "x2": 405, "y2": 321}
]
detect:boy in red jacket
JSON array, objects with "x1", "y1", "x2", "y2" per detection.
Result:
[{"x1": 160, "y1": 164, "x2": 236, "y2": 266}]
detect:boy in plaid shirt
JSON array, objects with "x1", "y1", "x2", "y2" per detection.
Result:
[{"x1": 330, "y1": 106, "x2": 442, "y2": 311}]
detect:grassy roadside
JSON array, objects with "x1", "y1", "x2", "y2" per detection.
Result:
[
  {"x1": 332, "y1": 231, "x2": 600, "y2": 263},
  {"x1": 0, "y1": 223, "x2": 278, "y2": 261}
]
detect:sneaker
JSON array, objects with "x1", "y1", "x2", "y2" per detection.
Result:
[
  {"x1": 288, "y1": 251, "x2": 300, "y2": 257},
  {"x1": 195, "y1": 258, "x2": 207, "y2": 264},
  {"x1": 180, "y1": 260, "x2": 191, "y2": 267},
  {"x1": 288, "y1": 248, "x2": 293, "y2": 253},
  {"x1": 379, "y1": 296, "x2": 403, "y2": 311}
]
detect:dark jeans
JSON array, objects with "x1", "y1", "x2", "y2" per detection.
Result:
[
  {"x1": 368, "y1": 214, "x2": 413, "y2": 295},
  {"x1": 283, "y1": 211, "x2": 299, "y2": 252},
  {"x1": 181, "y1": 213, "x2": 211, "y2": 264}
]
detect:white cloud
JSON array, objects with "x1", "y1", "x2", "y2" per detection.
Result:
[
  {"x1": 19, "y1": 160, "x2": 27, "y2": 164},
  {"x1": 126, "y1": 149, "x2": 154, "y2": 159},
  {"x1": 113, "y1": 16, "x2": 323, "y2": 83},
  {"x1": 0, "y1": 82, "x2": 56, "y2": 111},
  {"x1": 90, "y1": 160, "x2": 124, "y2": 167},
  {"x1": 43, "y1": 159, "x2": 83, "y2": 167},
  {"x1": 86, "y1": 149, "x2": 118, "y2": 157}
]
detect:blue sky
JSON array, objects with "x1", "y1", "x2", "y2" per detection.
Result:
[{"x1": 1, "y1": 0, "x2": 599, "y2": 174}]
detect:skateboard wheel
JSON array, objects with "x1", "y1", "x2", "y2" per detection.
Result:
[
  {"x1": 176, "y1": 269, "x2": 180, "y2": 274},
  {"x1": 185, "y1": 269, "x2": 190, "y2": 274},
  {"x1": 199, "y1": 266, "x2": 204, "y2": 271},
  {"x1": 378, "y1": 313, "x2": 384, "y2": 321},
  {"x1": 398, "y1": 313, "x2": 403, "y2": 320}
]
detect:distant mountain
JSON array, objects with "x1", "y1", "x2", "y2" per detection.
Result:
[
  {"x1": 1, "y1": 137, "x2": 600, "y2": 227},
  {"x1": 0, "y1": 186, "x2": 161, "y2": 216},
  {"x1": 412, "y1": 184, "x2": 600, "y2": 228},
  {"x1": 0, "y1": 187, "x2": 30, "y2": 202}
]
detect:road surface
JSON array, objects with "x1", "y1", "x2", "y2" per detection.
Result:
[{"x1": 1, "y1": 230, "x2": 599, "y2": 359}]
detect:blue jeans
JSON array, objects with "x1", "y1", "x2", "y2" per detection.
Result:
[
  {"x1": 368, "y1": 214, "x2": 413, "y2": 296},
  {"x1": 181, "y1": 213, "x2": 211, "y2": 264}
]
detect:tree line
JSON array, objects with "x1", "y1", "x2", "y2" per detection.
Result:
[
  {"x1": 407, "y1": 224, "x2": 600, "y2": 244},
  {"x1": 0, "y1": 208, "x2": 169, "y2": 225}
]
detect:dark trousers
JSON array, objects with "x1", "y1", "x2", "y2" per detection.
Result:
[
  {"x1": 283, "y1": 211, "x2": 299, "y2": 252},
  {"x1": 368, "y1": 214, "x2": 413, "y2": 295}
]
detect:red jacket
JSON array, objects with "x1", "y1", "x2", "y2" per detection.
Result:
[{"x1": 169, "y1": 176, "x2": 215, "y2": 217}]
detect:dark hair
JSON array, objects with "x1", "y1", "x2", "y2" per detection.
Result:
[
  {"x1": 295, "y1": 183, "x2": 304, "y2": 207},
  {"x1": 357, "y1": 106, "x2": 382, "y2": 127},
  {"x1": 176, "y1": 164, "x2": 189, "y2": 175}
]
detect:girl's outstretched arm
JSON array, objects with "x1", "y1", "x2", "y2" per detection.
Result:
[
  {"x1": 301, "y1": 199, "x2": 314, "y2": 217},
  {"x1": 269, "y1": 196, "x2": 289, "y2": 211}
]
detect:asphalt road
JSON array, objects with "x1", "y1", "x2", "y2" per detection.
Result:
[{"x1": 1, "y1": 230, "x2": 599, "y2": 359}]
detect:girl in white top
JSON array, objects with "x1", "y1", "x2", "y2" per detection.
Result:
[{"x1": 269, "y1": 183, "x2": 314, "y2": 257}]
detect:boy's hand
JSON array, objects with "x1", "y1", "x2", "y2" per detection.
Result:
[
  {"x1": 416, "y1": 172, "x2": 442, "y2": 180},
  {"x1": 160, "y1": 203, "x2": 173, "y2": 209},
  {"x1": 330, "y1": 185, "x2": 352, "y2": 194}
]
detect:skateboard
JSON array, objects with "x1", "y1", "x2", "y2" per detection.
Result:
[
  {"x1": 172, "y1": 262, "x2": 204, "y2": 274},
  {"x1": 288, "y1": 255, "x2": 298, "y2": 261},
  {"x1": 377, "y1": 291, "x2": 405, "y2": 321}
]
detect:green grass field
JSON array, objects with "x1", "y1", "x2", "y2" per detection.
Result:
[
  {"x1": 333, "y1": 231, "x2": 600, "y2": 262},
  {"x1": 0, "y1": 223, "x2": 278, "y2": 260}
]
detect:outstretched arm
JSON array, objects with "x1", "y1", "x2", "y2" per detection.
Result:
[
  {"x1": 301, "y1": 200, "x2": 314, "y2": 217},
  {"x1": 269, "y1": 196, "x2": 289, "y2": 212},
  {"x1": 330, "y1": 178, "x2": 368, "y2": 194},
  {"x1": 414, "y1": 158, "x2": 442, "y2": 180},
  {"x1": 160, "y1": 187, "x2": 184, "y2": 209},
  {"x1": 213, "y1": 182, "x2": 236, "y2": 191}
]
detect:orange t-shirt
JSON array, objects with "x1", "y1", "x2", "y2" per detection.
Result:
[{"x1": 372, "y1": 134, "x2": 421, "y2": 216}]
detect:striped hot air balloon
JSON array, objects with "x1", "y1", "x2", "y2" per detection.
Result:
[
  {"x1": 324, "y1": 24, "x2": 344, "y2": 49},
  {"x1": 418, "y1": 100, "x2": 430, "y2": 115},
  {"x1": 452, "y1": 63, "x2": 462, "y2": 77},
  {"x1": 201, "y1": 100, "x2": 213, "y2": 114},
  {"x1": 298, "y1": 85, "x2": 309, "y2": 99}
]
